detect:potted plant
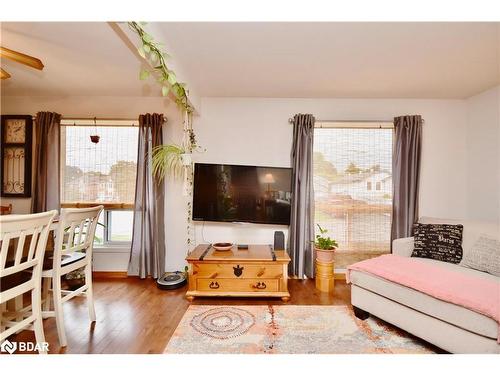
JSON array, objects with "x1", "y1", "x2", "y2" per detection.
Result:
[
  {"x1": 151, "y1": 144, "x2": 186, "y2": 180},
  {"x1": 314, "y1": 224, "x2": 338, "y2": 263}
]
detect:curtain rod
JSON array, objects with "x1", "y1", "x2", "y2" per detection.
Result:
[
  {"x1": 287, "y1": 118, "x2": 424, "y2": 124},
  {"x1": 60, "y1": 118, "x2": 139, "y2": 127},
  {"x1": 287, "y1": 118, "x2": 393, "y2": 124},
  {"x1": 63, "y1": 117, "x2": 139, "y2": 121},
  {"x1": 30, "y1": 116, "x2": 168, "y2": 125}
]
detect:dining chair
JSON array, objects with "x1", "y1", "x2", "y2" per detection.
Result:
[
  {"x1": 41, "y1": 205, "x2": 103, "y2": 347},
  {"x1": 0, "y1": 210, "x2": 57, "y2": 354}
]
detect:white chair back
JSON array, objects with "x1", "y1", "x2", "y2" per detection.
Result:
[
  {"x1": 0, "y1": 210, "x2": 57, "y2": 342},
  {"x1": 52, "y1": 206, "x2": 103, "y2": 267},
  {"x1": 0, "y1": 211, "x2": 57, "y2": 299}
]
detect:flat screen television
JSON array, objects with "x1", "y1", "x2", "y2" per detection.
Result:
[{"x1": 192, "y1": 163, "x2": 292, "y2": 225}]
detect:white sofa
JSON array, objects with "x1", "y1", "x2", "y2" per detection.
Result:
[{"x1": 349, "y1": 217, "x2": 500, "y2": 354}]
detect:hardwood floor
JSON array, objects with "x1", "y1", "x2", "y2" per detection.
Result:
[{"x1": 7, "y1": 277, "x2": 351, "y2": 354}]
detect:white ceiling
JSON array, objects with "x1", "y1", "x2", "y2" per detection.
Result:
[
  {"x1": 1, "y1": 22, "x2": 499, "y2": 99},
  {"x1": 0, "y1": 22, "x2": 153, "y2": 97}
]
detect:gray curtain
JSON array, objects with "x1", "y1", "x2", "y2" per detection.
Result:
[
  {"x1": 288, "y1": 113, "x2": 315, "y2": 278},
  {"x1": 128, "y1": 113, "x2": 166, "y2": 278},
  {"x1": 391, "y1": 115, "x2": 423, "y2": 242},
  {"x1": 32, "y1": 111, "x2": 61, "y2": 213}
]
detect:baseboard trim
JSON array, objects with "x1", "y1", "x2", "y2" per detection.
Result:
[{"x1": 93, "y1": 271, "x2": 128, "y2": 278}]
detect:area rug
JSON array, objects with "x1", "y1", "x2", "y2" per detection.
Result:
[{"x1": 164, "y1": 305, "x2": 437, "y2": 354}]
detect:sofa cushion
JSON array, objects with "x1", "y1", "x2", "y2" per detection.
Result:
[
  {"x1": 412, "y1": 223, "x2": 463, "y2": 264},
  {"x1": 461, "y1": 233, "x2": 500, "y2": 277},
  {"x1": 418, "y1": 217, "x2": 499, "y2": 259},
  {"x1": 349, "y1": 258, "x2": 499, "y2": 339}
]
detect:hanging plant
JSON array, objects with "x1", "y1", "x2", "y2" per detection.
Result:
[
  {"x1": 130, "y1": 21, "x2": 204, "y2": 177},
  {"x1": 129, "y1": 21, "x2": 203, "y2": 252},
  {"x1": 128, "y1": 21, "x2": 193, "y2": 113},
  {"x1": 151, "y1": 112, "x2": 204, "y2": 181},
  {"x1": 89, "y1": 117, "x2": 100, "y2": 144},
  {"x1": 151, "y1": 144, "x2": 185, "y2": 181}
]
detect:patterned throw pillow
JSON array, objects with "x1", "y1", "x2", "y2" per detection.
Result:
[
  {"x1": 460, "y1": 234, "x2": 500, "y2": 277},
  {"x1": 411, "y1": 223, "x2": 463, "y2": 264}
]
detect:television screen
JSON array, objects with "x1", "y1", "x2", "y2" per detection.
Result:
[{"x1": 192, "y1": 163, "x2": 292, "y2": 225}]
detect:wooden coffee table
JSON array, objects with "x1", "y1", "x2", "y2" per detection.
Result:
[{"x1": 185, "y1": 244, "x2": 291, "y2": 302}]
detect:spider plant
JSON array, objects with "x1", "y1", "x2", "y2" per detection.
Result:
[{"x1": 151, "y1": 144, "x2": 186, "y2": 181}]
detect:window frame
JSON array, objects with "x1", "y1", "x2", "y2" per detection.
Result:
[
  {"x1": 102, "y1": 209, "x2": 134, "y2": 246},
  {"x1": 60, "y1": 119, "x2": 138, "y2": 246}
]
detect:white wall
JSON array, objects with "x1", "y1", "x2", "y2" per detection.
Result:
[
  {"x1": 196, "y1": 97, "x2": 468, "y2": 212},
  {"x1": 2, "y1": 94, "x2": 475, "y2": 272},
  {"x1": 1, "y1": 95, "x2": 189, "y2": 272},
  {"x1": 465, "y1": 86, "x2": 500, "y2": 223},
  {"x1": 185, "y1": 97, "x2": 470, "y2": 272}
]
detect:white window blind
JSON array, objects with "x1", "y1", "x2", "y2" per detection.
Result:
[
  {"x1": 61, "y1": 125, "x2": 138, "y2": 205},
  {"x1": 313, "y1": 122, "x2": 393, "y2": 269}
]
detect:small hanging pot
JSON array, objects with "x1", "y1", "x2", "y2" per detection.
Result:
[
  {"x1": 90, "y1": 117, "x2": 100, "y2": 144},
  {"x1": 90, "y1": 135, "x2": 100, "y2": 144}
]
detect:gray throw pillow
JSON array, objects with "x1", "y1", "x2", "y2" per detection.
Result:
[{"x1": 460, "y1": 234, "x2": 500, "y2": 277}]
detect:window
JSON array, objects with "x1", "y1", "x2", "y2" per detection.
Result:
[
  {"x1": 61, "y1": 120, "x2": 138, "y2": 245},
  {"x1": 313, "y1": 122, "x2": 393, "y2": 270}
]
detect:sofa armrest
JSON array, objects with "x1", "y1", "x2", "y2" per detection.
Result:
[{"x1": 392, "y1": 237, "x2": 414, "y2": 257}]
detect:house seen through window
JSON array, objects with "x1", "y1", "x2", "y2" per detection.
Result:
[
  {"x1": 60, "y1": 121, "x2": 138, "y2": 245},
  {"x1": 313, "y1": 122, "x2": 393, "y2": 270}
]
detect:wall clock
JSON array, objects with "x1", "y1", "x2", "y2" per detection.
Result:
[{"x1": 1, "y1": 115, "x2": 33, "y2": 197}]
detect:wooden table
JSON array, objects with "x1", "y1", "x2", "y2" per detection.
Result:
[{"x1": 185, "y1": 244, "x2": 291, "y2": 302}]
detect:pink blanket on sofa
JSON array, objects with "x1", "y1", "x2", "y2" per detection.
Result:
[{"x1": 347, "y1": 254, "x2": 500, "y2": 342}]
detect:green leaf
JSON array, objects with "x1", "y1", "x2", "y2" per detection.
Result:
[
  {"x1": 167, "y1": 73, "x2": 177, "y2": 85},
  {"x1": 143, "y1": 44, "x2": 151, "y2": 54},
  {"x1": 139, "y1": 69, "x2": 150, "y2": 80},
  {"x1": 142, "y1": 33, "x2": 153, "y2": 43},
  {"x1": 162, "y1": 86, "x2": 170, "y2": 96}
]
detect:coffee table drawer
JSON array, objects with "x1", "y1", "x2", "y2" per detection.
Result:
[
  {"x1": 196, "y1": 278, "x2": 279, "y2": 292},
  {"x1": 194, "y1": 263, "x2": 283, "y2": 279}
]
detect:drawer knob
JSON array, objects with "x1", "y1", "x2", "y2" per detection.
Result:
[
  {"x1": 233, "y1": 265, "x2": 244, "y2": 277},
  {"x1": 209, "y1": 281, "x2": 220, "y2": 289},
  {"x1": 252, "y1": 281, "x2": 267, "y2": 290}
]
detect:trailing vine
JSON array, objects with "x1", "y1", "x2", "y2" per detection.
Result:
[
  {"x1": 129, "y1": 21, "x2": 200, "y2": 252},
  {"x1": 128, "y1": 21, "x2": 193, "y2": 113}
]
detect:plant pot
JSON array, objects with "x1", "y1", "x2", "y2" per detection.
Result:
[
  {"x1": 315, "y1": 247, "x2": 335, "y2": 263},
  {"x1": 90, "y1": 135, "x2": 100, "y2": 144},
  {"x1": 180, "y1": 153, "x2": 192, "y2": 166}
]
